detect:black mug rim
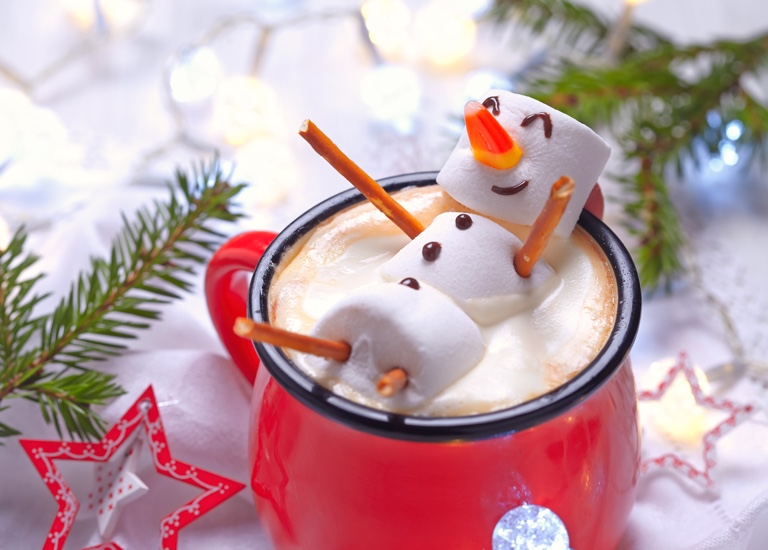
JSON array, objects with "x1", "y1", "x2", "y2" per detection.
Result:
[{"x1": 248, "y1": 172, "x2": 641, "y2": 442}]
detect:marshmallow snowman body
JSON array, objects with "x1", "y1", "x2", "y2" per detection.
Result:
[
  {"x1": 438, "y1": 90, "x2": 611, "y2": 237},
  {"x1": 380, "y1": 212, "x2": 555, "y2": 324},
  {"x1": 310, "y1": 281, "x2": 484, "y2": 411}
]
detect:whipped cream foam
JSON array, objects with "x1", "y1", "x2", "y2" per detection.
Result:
[{"x1": 269, "y1": 186, "x2": 616, "y2": 416}]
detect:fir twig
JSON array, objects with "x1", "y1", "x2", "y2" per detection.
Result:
[
  {"x1": 491, "y1": 0, "x2": 768, "y2": 288},
  {"x1": 0, "y1": 160, "x2": 244, "y2": 442}
]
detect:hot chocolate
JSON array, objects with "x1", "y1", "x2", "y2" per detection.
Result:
[{"x1": 269, "y1": 184, "x2": 616, "y2": 416}]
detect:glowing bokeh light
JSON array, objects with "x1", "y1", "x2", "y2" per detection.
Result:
[
  {"x1": 725, "y1": 120, "x2": 744, "y2": 141},
  {"x1": 169, "y1": 47, "x2": 223, "y2": 104},
  {"x1": 361, "y1": 0, "x2": 411, "y2": 58},
  {"x1": 463, "y1": 69, "x2": 513, "y2": 102},
  {"x1": 706, "y1": 110, "x2": 722, "y2": 128},
  {"x1": 708, "y1": 157, "x2": 724, "y2": 172},
  {"x1": 719, "y1": 141, "x2": 739, "y2": 166},
  {"x1": 211, "y1": 77, "x2": 282, "y2": 146},
  {"x1": 361, "y1": 64, "x2": 421, "y2": 131},
  {"x1": 413, "y1": 1, "x2": 476, "y2": 67},
  {"x1": 232, "y1": 138, "x2": 297, "y2": 207},
  {"x1": 61, "y1": 0, "x2": 147, "y2": 32},
  {"x1": 0, "y1": 88, "x2": 74, "y2": 179}
]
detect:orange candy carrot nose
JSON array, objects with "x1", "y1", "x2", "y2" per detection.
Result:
[{"x1": 464, "y1": 100, "x2": 523, "y2": 170}]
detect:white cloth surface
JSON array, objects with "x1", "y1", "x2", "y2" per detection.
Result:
[
  {"x1": 1, "y1": 1, "x2": 767, "y2": 549},
  {"x1": 1, "y1": 142, "x2": 766, "y2": 550}
]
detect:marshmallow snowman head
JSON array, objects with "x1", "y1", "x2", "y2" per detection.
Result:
[{"x1": 438, "y1": 90, "x2": 611, "y2": 236}]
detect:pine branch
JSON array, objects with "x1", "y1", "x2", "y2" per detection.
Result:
[
  {"x1": 0, "y1": 160, "x2": 245, "y2": 441},
  {"x1": 0, "y1": 230, "x2": 50, "y2": 389},
  {"x1": 21, "y1": 371, "x2": 126, "y2": 441},
  {"x1": 492, "y1": 0, "x2": 768, "y2": 289},
  {"x1": 619, "y1": 154, "x2": 684, "y2": 290},
  {"x1": 0, "y1": 407, "x2": 22, "y2": 443}
]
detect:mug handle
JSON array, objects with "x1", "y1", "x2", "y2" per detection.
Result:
[
  {"x1": 205, "y1": 231, "x2": 277, "y2": 385},
  {"x1": 585, "y1": 183, "x2": 604, "y2": 220}
]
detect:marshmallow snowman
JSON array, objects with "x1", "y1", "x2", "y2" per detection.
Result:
[
  {"x1": 299, "y1": 90, "x2": 611, "y2": 408},
  {"x1": 438, "y1": 89, "x2": 611, "y2": 237},
  {"x1": 310, "y1": 281, "x2": 484, "y2": 410}
]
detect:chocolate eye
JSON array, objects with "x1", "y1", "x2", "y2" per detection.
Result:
[
  {"x1": 520, "y1": 112, "x2": 553, "y2": 138},
  {"x1": 422, "y1": 242, "x2": 442, "y2": 262},
  {"x1": 399, "y1": 277, "x2": 420, "y2": 290},
  {"x1": 455, "y1": 214, "x2": 473, "y2": 229},
  {"x1": 482, "y1": 96, "x2": 500, "y2": 116}
]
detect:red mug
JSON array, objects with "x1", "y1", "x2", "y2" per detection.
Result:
[{"x1": 205, "y1": 172, "x2": 642, "y2": 550}]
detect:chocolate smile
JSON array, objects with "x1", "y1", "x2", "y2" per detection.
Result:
[{"x1": 491, "y1": 180, "x2": 529, "y2": 196}]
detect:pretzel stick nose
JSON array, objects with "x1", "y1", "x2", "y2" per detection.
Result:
[
  {"x1": 299, "y1": 119, "x2": 425, "y2": 239},
  {"x1": 513, "y1": 176, "x2": 575, "y2": 278},
  {"x1": 234, "y1": 317, "x2": 351, "y2": 362}
]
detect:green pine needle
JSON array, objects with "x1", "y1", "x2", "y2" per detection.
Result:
[
  {"x1": 489, "y1": 0, "x2": 670, "y2": 56},
  {"x1": 0, "y1": 160, "x2": 245, "y2": 441}
]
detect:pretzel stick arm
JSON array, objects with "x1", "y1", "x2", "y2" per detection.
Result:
[
  {"x1": 299, "y1": 119, "x2": 425, "y2": 239},
  {"x1": 376, "y1": 367, "x2": 408, "y2": 397},
  {"x1": 514, "y1": 176, "x2": 575, "y2": 278},
  {"x1": 234, "y1": 317, "x2": 351, "y2": 362}
]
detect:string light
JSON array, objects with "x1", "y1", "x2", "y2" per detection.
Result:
[
  {"x1": 60, "y1": 0, "x2": 149, "y2": 33},
  {"x1": 4, "y1": 1, "x2": 485, "y2": 207},
  {"x1": 1, "y1": 3, "x2": 477, "y2": 186}
]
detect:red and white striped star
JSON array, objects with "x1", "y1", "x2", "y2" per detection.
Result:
[{"x1": 638, "y1": 352, "x2": 756, "y2": 490}]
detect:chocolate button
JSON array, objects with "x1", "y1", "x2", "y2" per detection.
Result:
[
  {"x1": 399, "y1": 277, "x2": 420, "y2": 290},
  {"x1": 455, "y1": 214, "x2": 473, "y2": 230},
  {"x1": 422, "y1": 242, "x2": 441, "y2": 261}
]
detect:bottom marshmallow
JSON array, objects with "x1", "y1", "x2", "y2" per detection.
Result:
[{"x1": 308, "y1": 281, "x2": 484, "y2": 411}]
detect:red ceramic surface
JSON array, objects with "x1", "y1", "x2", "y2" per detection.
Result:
[
  {"x1": 246, "y1": 360, "x2": 639, "y2": 550},
  {"x1": 205, "y1": 231, "x2": 276, "y2": 384}
]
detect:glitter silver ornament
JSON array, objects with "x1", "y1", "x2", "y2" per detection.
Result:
[{"x1": 492, "y1": 504, "x2": 571, "y2": 550}]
